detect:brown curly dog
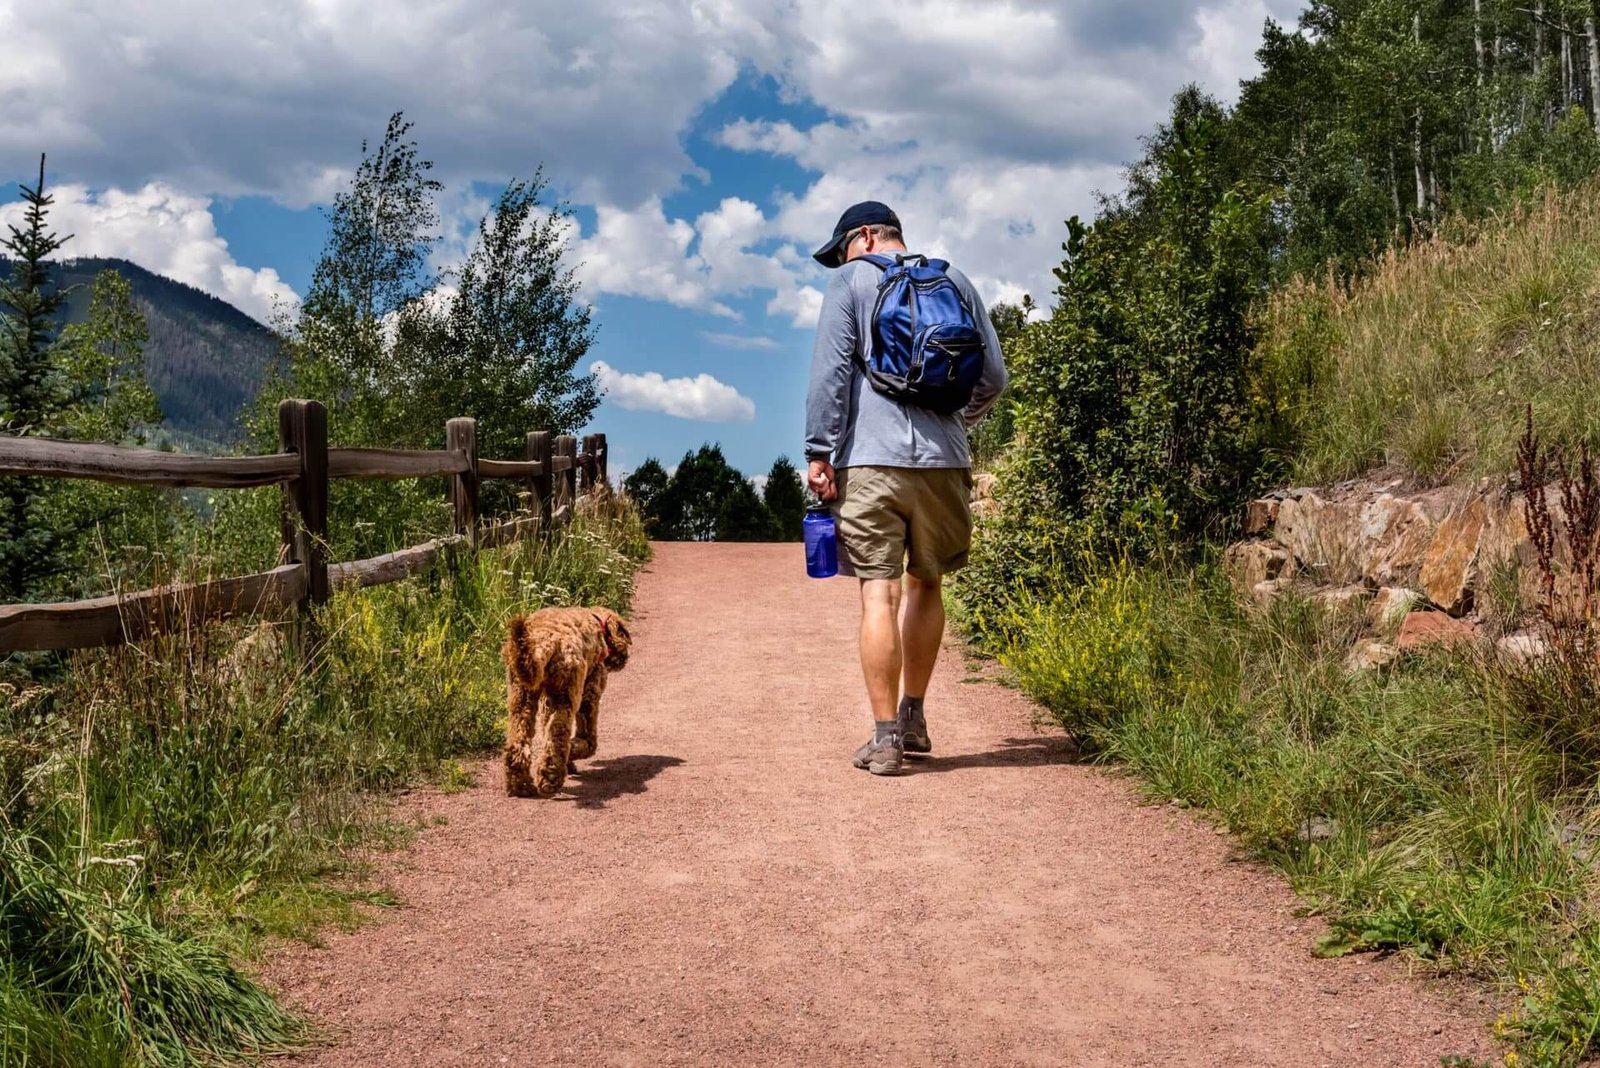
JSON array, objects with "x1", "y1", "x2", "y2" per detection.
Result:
[{"x1": 500, "y1": 606, "x2": 632, "y2": 797}]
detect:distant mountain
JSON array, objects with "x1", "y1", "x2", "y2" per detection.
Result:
[{"x1": 36, "y1": 257, "x2": 283, "y2": 445}]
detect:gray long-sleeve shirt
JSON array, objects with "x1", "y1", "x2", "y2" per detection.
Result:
[{"x1": 804, "y1": 254, "x2": 1008, "y2": 469}]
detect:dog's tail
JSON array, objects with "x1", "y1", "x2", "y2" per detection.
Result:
[{"x1": 504, "y1": 614, "x2": 547, "y2": 693}]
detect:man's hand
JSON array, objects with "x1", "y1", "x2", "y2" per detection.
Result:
[{"x1": 807, "y1": 459, "x2": 837, "y2": 501}]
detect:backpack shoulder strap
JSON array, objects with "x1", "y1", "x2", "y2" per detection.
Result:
[
  {"x1": 924, "y1": 258, "x2": 949, "y2": 272},
  {"x1": 859, "y1": 253, "x2": 896, "y2": 272}
]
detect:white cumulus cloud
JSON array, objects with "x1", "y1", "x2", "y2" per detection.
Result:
[
  {"x1": 3, "y1": 0, "x2": 1305, "y2": 329},
  {"x1": 591, "y1": 360, "x2": 755, "y2": 423},
  {"x1": 0, "y1": 182, "x2": 298, "y2": 324},
  {"x1": 701, "y1": 331, "x2": 780, "y2": 351},
  {"x1": 0, "y1": 0, "x2": 742, "y2": 206}
]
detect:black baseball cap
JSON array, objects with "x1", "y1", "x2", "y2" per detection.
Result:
[{"x1": 812, "y1": 200, "x2": 902, "y2": 267}]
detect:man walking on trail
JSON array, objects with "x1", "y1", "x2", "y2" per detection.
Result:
[{"x1": 804, "y1": 201, "x2": 1008, "y2": 776}]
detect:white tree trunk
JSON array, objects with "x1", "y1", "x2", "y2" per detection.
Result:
[
  {"x1": 1475, "y1": 0, "x2": 1485, "y2": 87},
  {"x1": 1414, "y1": 14, "x2": 1427, "y2": 214},
  {"x1": 1564, "y1": 30, "x2": 1573, "y2": 106},
  {"x1": 1389, "y1": 143, "x2": 1402, "y2": 222},
  {"x1": 1588, "y1": 13, "x2": 1600, "y2": 133},
  {"x1": 1535, "y1": 2, "x2": 1545, "y2": 74}
]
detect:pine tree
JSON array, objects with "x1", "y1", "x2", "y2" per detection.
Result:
[
  {"x1": 761, "y1": 456, "x2": 805, "y2": 541},
  {"x1": 1, "y1": 155, "x2": 69, "y2": 432},
  {"x1": 623, "y1": 458, "x2": 671, "y2": 538},
  {"x1": 0, "y1": 156, "x2": 71, "y2": 601},
  {"x1": 715, "y1": 478, "x2": 777, "y2": 542}
]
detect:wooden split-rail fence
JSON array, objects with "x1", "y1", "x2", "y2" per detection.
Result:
[{"x1": 0, "y1": 399, "x2": 608, "y2": 655}]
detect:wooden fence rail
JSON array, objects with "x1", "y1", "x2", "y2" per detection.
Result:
[{"x1": 0, "y1": 399, "x2": 609, "y2": 654}]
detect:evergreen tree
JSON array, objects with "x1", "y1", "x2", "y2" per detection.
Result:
[
  {"x1": 716, "y1": 477, "x2": 777, "y2": 542},
  {"x1": 652, "y1": 444, "x2": 747, "y2": 541},
  {"x1": 0, "y1": 156, "x2": 68, "y2": 434},
  {"x1": 623, "y1": 457, "x2": 671, "y2": 538},
  {"x1": 761, "y1": 456, "x2": 805, "y2": 541},
  {"x1": 0, "y1": 157, "x2": 72, "y2": 600},
  {"x1": 0, "y1": 160, "x2": 164, "y2": 600}
]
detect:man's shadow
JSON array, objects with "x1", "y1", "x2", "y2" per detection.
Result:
[
  {"x1": 906, "y1": 734, "x2": 1083, "y2": 774},
  {"x1": 564, "y1": 754, "x2": 685, "y2": 809}
]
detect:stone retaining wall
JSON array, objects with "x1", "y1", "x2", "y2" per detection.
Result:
[{"x1": 1225, "y1": 479, "x2": 1578, "y2": 664}]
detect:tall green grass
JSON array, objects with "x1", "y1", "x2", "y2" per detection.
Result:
[
  {"x1": 0, "y1": 501, "x2": 648, "y2": 1066},
  {"x1": 1260, "y1": 184, "x2": 1600, "y2": 484},
  {"x1": 974, "y1": 561, "x2": 1600, "y2": 1066}
]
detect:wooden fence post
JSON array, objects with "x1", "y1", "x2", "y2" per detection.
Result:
[
  {"x1": 527, "y1": 430, "x2": 552, "y2": 527},
  {"x1": 592, "y1": 433, "x2": 608, "y2": 490},
  {"x1": 580, "y1": 434, "x2": 597, "y2": 494},
  {"x1": 447, "y1": 417, "x2": 479, "y2": 546},
  {"x1": 555, "y1": 434, "x2": 577, "y2": 525},
  {"x1": 277, "y1": 399, "x2": 329, "y2": 609}
]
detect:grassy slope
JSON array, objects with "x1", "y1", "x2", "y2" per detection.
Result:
[{"x1": 1262, "y1": 185, "x2": 1600, "y2": 485}]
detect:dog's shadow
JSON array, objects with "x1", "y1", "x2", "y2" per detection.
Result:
[
  {"x1": 563, "y1": 754, "x2": 685, "y2": 809},
  {"x1": 907, "y1": 734, "x2": 1083, "y2": 774}
]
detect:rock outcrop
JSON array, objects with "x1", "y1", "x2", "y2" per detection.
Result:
[{"x1": 1225, "y1": 480, "x2": 1579, "y2": 625}]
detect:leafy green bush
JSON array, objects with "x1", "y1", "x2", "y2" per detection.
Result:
[{"x1": 957, "y1": 90, "x2": 1279, "y2": 613}]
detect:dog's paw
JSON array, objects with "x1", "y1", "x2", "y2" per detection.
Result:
[
  {"x1": 569, "y1": 737, "x2": 595, "y2": 760},
  {"x1": 505, "y1": 747, "x2": 539, "y2": 797},
  {"x1": 533, "y1": 761, "x2": 567, "y2": 797}
]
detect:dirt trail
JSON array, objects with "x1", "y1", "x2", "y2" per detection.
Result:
[{"x1": 265, "y1": 542, "x2": 1496, "y2": 1067}]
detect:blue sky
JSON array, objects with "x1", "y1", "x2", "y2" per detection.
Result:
[{"x1": 1, "y1": 0, "x2": 1302, "y2": 480}]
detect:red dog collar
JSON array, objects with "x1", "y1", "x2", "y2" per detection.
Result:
[{"x1": 593, "y1": 613, "x2": 617, "y2": 659}]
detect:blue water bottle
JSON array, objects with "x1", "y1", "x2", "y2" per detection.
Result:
[{"x1": 803, "y1": 507, "x2": 838, "y2": 578}]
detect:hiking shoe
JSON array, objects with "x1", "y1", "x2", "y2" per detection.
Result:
[
  {"x1": 851, "y1": 734, "x2": 904, "y2": 776},
  {"x1": 899, "y1": 706, "x2": 931, "y2": 756}
]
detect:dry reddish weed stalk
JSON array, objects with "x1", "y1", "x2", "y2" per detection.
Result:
[{"x1": 1518, "y1": 406, "x2": 1600, "y2": 638}]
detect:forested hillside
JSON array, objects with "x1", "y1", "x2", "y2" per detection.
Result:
[{"x1": 43, "y1": 256, "x2": 280, "y2": 444}]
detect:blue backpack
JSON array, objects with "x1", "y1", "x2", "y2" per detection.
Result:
[{"x1": 859, "y1": 253, "x2": 986, "y2": 415}]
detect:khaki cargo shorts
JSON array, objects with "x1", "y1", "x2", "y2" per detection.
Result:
[{"x1": 832, "y1": 465, "x2": 974, "y2": 582}]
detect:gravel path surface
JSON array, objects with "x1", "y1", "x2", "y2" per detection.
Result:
[{"x1": 264, "y1": 541, "x2": 1497, "y2": 1066}]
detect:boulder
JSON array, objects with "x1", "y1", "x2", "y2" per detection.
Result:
[
  {"x1": 1276, "y1": 493, "x2": 1356, "y2": 581},
  {"x1": 1396, "y1": 610, "x2": 1480, "y2": 651},
  {"x1": 1298, "y1": 815, "x2": 1340, "y2": 843},
  {"x1": 1313, "y1": 585, "x2": 1372, "y2": 617},
  {"x1": 1361, "y1": 492, "x2": 1443, "y2": 586},
  {"x1": 1224, "y1": 540, "x2": 1291, "y2": 599},
  {"x1": 1367, "y1": 587, "x2": 1420, "y2": 633},
  {"x1": 1277, "y1": 489, "x2": 1443, "y2": 586},
  {"x1": 1251, "y1": 578, "x2": 1291, "y2": 611},
  {"x1": 1345, "y1": 639, "x2": 1400, "y2": 673},
  {"x1": 1496, "y1": 631, "x2": 1551, "y2": 664},
  {"x1": 1419, "y1": 498, "x2": 1488, "y2": 616},
  {"x1": 1244, "y1": 498, "x2": 1280, "y2": 536}
]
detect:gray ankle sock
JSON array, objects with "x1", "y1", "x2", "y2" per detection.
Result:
[
  {"x1": 874, "y1": 720, "x2": 899, "y2": 743},
  {"x1": 898, "y1": 696, "x2": 924, "y2": 722}
]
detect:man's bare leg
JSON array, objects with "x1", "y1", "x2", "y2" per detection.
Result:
[
  {"x1": 900, "y1": 573, "x2": 944, "y2": 700},
  {"x1": 859, "y1": 578, "x2": 903, "y2": 724}
]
